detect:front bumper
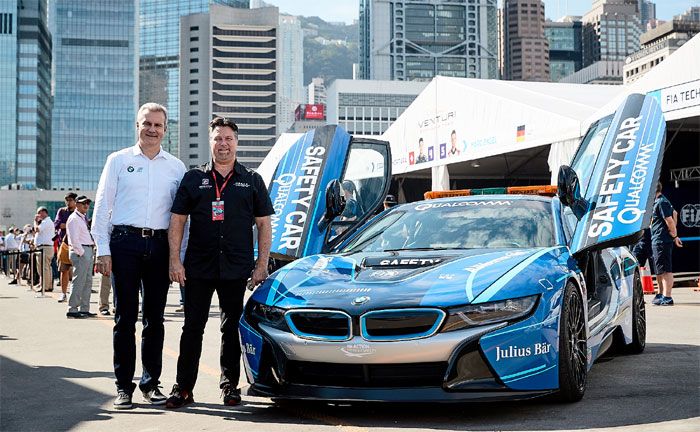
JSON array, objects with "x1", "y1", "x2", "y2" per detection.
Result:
[{"x1": 240, "y1": 310, "x2": 560, "y2": 402}]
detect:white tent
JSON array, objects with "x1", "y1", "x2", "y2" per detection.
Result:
[
  {"x1": 380, "y1": 76, "x2": 621, "y2": 187},
  {"x1": 548, "y1": 35, "x2": 700, "y2": 182}
]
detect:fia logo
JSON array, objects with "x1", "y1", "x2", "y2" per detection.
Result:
[{"x1": 244, "y1": 343, "x2": 256, "y2": 355}]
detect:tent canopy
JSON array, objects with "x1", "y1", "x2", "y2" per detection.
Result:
[{"x1": 380, "y1": 76, "x2": 621, "y2": 177}]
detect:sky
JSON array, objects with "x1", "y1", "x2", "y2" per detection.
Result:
[{"x1": 262, "y1": 0, "x2": 699, "y2": 24}]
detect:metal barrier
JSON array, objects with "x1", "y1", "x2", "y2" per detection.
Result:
[{"x1": 0, "y1": 249, "x2": 48, "y2": 298}]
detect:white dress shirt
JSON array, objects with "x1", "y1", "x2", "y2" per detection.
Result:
[
  {"x1": 34, "y1": 217, "x2": 55, "y2": 246},
  {"x1": 91, "y1": 144, "x2": 186, "y2": 257},
  {"x1": 5, "y1": 233, "x2": 18, "y2": 250},
  {"x1": 66, "y1": 209, "x2": 94, "y2": 257}
]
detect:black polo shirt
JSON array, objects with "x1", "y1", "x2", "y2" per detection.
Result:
[{"x1": 171, "y1": 161, "x2": 274, "y2": 280}]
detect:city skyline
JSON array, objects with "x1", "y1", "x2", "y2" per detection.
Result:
[{"x1": 262, "y1": 0, "x2": 695, "y2": 24}]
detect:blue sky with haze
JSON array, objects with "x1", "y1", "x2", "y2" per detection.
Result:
[{"x1": 263, "y1": 0, "x2": 698, "y2": 24}]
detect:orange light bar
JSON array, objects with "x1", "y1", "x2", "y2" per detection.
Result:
[
  {"x1": 424, "y1": 185, "x2": 556, "y2": 200},
  {"x1": 424, "y1": 189, "x2": 471, "y2": 200}
]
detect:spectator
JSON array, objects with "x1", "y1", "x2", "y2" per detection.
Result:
[
  {"x1": 165, "y1": 116, "x2": 273, "y2": 409},
  {"x1": 91, "y1": 102, "x2": 185, "y2": 410},
  {"x1": 66, "y1": 196, "x2": 96, "y2": 318},
  {"x1": 18, "y1": 226, "x2": 35, "y2": 287},
  {"x1": 383, "y1": 194, "x2": 398, "y2": 210},
  {"x1": 651, "y1": 182, "x2": 683, "y2": 306},
  {"x1": 55, "y1": 192, "x2": 77, "y2": 302},
  {"x1": 33, "y1": 207, "x2": 55, "y2": 293},
  {"x1": 5, "y1": 228, "x2": 19, "y2": 283}
]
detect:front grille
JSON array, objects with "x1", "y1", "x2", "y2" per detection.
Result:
[
  {"x1": 286, "y1": 361, "x2": 447, "y2": 388},
  {"x1": 361, "y1": 308, "x2": 446, "y2": 341},
  {"x1": 285, "y1": 310, "x2": 351, "y2": 341}
]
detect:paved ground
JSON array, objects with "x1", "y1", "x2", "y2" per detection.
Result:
[{"x1": 0, "y1": 274, "x2": 698, "y2": 432}]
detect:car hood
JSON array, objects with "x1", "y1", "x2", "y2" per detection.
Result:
[{"x1": 252, "y1": 247, "x2": 566, "y2": 311}]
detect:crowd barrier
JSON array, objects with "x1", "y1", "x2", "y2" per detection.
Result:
[{"x1": 0, "y1": 249, "x2": 49, "y2": 297}]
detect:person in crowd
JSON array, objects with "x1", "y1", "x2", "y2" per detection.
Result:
[
  {"x1": 165, "y1": 116, "x2": 273, "y2": 409},
  {"x1": 55, "y1": 192, "x2": 77, "y2": 302},
  {"x1": 650, "y1": 182, "x2": 683, "y2": 306},
  {"x1": 91, "y1": 102, "x2": 186, "y2": 410},
  {"x1": 4, "y1": 228, "x2": 19, "y2": 283},
  {"x1": 98, "y1": 274, "x2": 113, "y2": 316},
  {"x1": 383, "y1": 194, "x2": 398, "y2": 210},
  {"x1": 17, "y1": 226, "x2": 35, "y2": 286},
  {"x1": 340, "y1": 180, "x2": 361, "y2": 221},
  {"x1": 66, "y1": 196, "x2": 96, "y2": 318},
  {"x1": 33, "y1": 207, "x2": 55, "y2": 292}
]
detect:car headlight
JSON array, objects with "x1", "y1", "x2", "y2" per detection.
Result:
[
  {"x1": 441, "y1": 295, "x2": 539, "y2": 333},
  {"x1": 245, "y1": 300, "x2": 288, "y2": 331}
]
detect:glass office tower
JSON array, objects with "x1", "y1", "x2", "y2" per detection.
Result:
[
  {"x1": 545, "y1": 18, "x2": 583, "y2": 82},
  {"x1": 51, "y1": 1, "x2": 137, "y2": 189},
  {"x1": 0, "y1": 0, "x2": 51, "y2": 189},
  {"x1": 360, "y1": 0, "x2": 498, "y2": 81},
  {"x1": 139, "y1": 0, "x2": 249, "y2": 157}
]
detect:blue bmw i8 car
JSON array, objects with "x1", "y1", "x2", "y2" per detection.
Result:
[{"x1": 241, "y1": 93, "x2": 664, "y2": 402}]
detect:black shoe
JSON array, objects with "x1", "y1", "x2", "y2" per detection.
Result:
[
  {"x1": 100, "y1": 309, "x2": 111, "y2": 316},
  {"x1": 80, "y1": 311, "x2": 97, "y2": 317},
  {"x1": 165, "y1": 384, "x2": 194, "y2": 409},
  {"x1": 114, "y1": 389, "x2": 133, "y2": 410},
  {"x1": 142, "y1": 386, "x2": 167, "y2": 405},
  {"x1": 9, "y1": 279, "x2": 17, "y2": 285},
  {"x1": 66, "y1": 311, "x2": 86, "y2": 319},
  {"x1": 221, "y1": 384, "x2": 241, "y2": 406}
]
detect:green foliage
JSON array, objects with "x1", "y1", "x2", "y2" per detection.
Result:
[{"x1": 300, "y1": 16, "x2": 359, "y2": 85}]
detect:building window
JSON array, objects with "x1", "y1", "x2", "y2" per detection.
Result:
[
  {"x1": 190, "y1": 111, "x2": 198, "y2": 116},
  {"x1": 189, "y1": 154, "x2": 198, "y2": 159},
  {"x1": 190, "y1": 47, "x2": 199, "y2": 52},
  {"x1": 190, "y1": 58, "x2": 198, "y2": 63},
  {"x1": 190, "y1": 79, "x2": 198, "y2": 84},
  {"x1": 190, "y1": 26, "x2": 199, "y2": 31},
  {"x1": 190, "y1": 100, "x2": 199, "y2": 105},
  {"x1": 190, "y1": 68, "x2": 199, "y2": 74},
  {"x1": 189, "y1": 143, "x2": 198, "y2": 148},
  {"x1": 189, "y1": 122, "x2": 198, "y2": 127},
  {"x1": 190, "y1": 89, "x2": 198, "y2": 95},
  {"x1": 190, "y1": 36, "x2": 199, "y2": 42},
  {"x1": 189, "y1": 133, "x2": 198, "y2": 137}
]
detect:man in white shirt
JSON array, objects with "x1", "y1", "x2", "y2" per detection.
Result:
[
  {"x1": 91, "y1": 102, "x2": 186, "y2": 410},
  {"x1": 66, "y1": 196, "x2": 96, "y2": 318},
  {"x1": 33, "y1": 207, "x2": 55, "y2": 292},
  {"x1": 5, "y1": 228, "x2": 19, "y2": 283}
]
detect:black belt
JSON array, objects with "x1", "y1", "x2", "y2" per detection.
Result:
[
  {"x1": 113, "y1": 225, "x2": 167, "y2": 238},
  {"x1": 82, "y1": 244, "x2": 94, "y2": 247}
]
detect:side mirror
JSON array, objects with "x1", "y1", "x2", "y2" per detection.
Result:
[
  {"x1": 317, "y1": 179, "x2": 345, "y2": 230},
  {"x1": 557, "y1": 165, "x2": 587, "y2": 220}
]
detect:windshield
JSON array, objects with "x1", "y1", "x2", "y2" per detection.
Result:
[{"x1": 340, "y1": 199, "x2": 556, "y2": 253}]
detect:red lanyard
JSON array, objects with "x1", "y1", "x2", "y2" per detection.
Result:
[{"x1": 211, "y1": 170, "x2": 234, "y2": 200}]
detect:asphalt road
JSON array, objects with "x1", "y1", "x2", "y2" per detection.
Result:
[{"x1": 1, "y1": 274, "x2": 698, "y2": 432}]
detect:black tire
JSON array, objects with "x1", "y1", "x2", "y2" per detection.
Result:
[
  {"x1": 624, "y1": 272, "x2": 646, "y2": 354},
  {"x1": 557, "y1": 281, "x2": 587, "y2": 402}
]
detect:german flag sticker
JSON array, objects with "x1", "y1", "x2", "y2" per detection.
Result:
[{"x1": 516, "y1": 125, "x2": 526, "y2": 142}]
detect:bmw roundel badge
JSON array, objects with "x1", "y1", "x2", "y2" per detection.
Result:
[{"x1": 352, "y1": 296, "x2": 370, "y2": 305}]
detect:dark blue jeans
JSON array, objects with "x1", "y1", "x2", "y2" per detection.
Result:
[
  {"x1": 110, "y1": 230, "x2": 169, "y2": 393},
  {"x1": 176, "y1": 277, "x2": 246, "y2": 392}
]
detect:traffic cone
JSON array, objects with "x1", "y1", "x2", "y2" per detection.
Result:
[{"x1": 640, "y1": 266, "x2": 654, "y2": 295}]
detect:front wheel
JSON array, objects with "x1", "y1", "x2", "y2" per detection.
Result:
[{"x1": 557, "y1": 281, "x2": 588, "y2": 402}]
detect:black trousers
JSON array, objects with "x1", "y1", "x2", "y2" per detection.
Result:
[
  {"x1": 110, "y1": 231, "x2": 170, "y2": 393},
  {"x1": 176, "y1": 277, "x2": 246, "y2": 392}
]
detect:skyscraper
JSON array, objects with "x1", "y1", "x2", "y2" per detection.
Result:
[
  {"x1": 502, "y1": 0, "x2": 549, "y2": 81},
  {"x1": 639, "y1": 1, "x2": 656, "y2": 29},
  {"x1": 545, "y1": 17, "x2": 583, "y2": 82},
  {"x1": 276, "y1": 15, "x2": 304, "y2": 134},
  {"x1": 359, "y1": 0, "x2": 498, "y2": 81},
  {"x1": 180, "y1": 5, "x2": 278, "y2": 168},
  {"x1": 0, "y1": 0, "x2": 51, "y2": 189},
  {"x1": 139, "y1": 0, "x2": 249, "y2": 157},
  {"x1": 583, "y1": 0, "x2": 642, "y2": 67},
  {"x1": 51, "y1": 1, "x2": 137, "y2": 189}
]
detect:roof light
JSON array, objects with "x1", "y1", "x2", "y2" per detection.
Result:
[{"x1": 424, "y1": 185, "x2": 557, "y2": 200}]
